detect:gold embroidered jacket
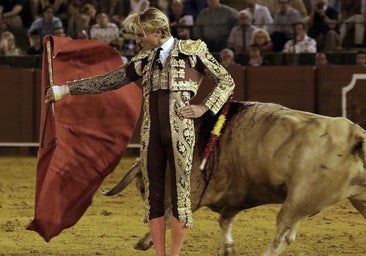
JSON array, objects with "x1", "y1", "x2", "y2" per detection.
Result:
[{"x1": 67, "y1": 39, "x2": 235, "y2": 115}]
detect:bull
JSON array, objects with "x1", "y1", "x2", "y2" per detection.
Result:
[{"x1": 102, "y1": 101, "x2": 366, "y2": 256}]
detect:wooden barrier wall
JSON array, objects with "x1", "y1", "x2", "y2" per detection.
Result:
[
  {"x1": 0, "y1": 69, "x2": 37, "y2": 142},
  {"x1": 1, "y1": 66, "x2": 366, "y2": 153}
]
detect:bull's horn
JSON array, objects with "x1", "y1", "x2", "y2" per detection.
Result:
[{"x1": 100, "y1": 160, "x2": 141, "y2": 196}]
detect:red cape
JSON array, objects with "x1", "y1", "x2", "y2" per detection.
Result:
[{"x1": 26, "y1": 36, "x2": 142, "y2": 242}]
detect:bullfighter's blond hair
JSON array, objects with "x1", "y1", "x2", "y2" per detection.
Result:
[{"x1": 123, "y1": 7, "x2": 171, "y2": 38}]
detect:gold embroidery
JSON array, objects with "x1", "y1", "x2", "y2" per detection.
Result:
[
  {"x1": 195, "y1": 43, "x2": 235, "y2": 114},
  {"x1": 140, "y1": 39, "x2": 234, "y2": 227},
  {"x1": 179, "y1": 39, "x2": 204, "y2": 55}
]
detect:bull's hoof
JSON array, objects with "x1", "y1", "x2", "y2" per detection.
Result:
[
  {"x1": 134, "y1": 237, "x2": 153, "y2": 251},
  {"x1": 223, "y1": 243, "x2": 236, "y2": 256}
]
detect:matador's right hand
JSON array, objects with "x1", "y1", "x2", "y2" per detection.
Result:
[{"x1": 45, "y1": 85, "x2": 69, "y2": 104}]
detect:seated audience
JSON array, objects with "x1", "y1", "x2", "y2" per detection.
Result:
[
  {"x1": 28, "y1": 5, "x2": 63, "y2": 39},
  {"x1": 183, "y1": 0, "x2": 207, "y2": 21},
  {"x1": 193, "y1": 0, "x2": 238, "y2": 52},
  {"x1": 67, "y1": 1, "x2": 89, "y2": 39},
  {"x1": 53, "y1": 26, "x2": 66, "y2": 37},
  {"x1": 168, "y1": 0, "x2": 193, "y2": 39},
  {"x1": 77, "y1": 29, "x2": 89, "y2": 39},
  {"x1": 31, "y1": 0, "x2": 69, "y2": 27},
  {"x1": 258, "y1": 0, "x2": 308, "y2": 20},
  {"x1": 355, "y1": 50, "x2": 366, "y2": 66},
  {"x1": 340, "y1": 0, "x2": 362, "y2": 22},
  {"x1": 340, "y1": 10, "x2": 366, "y2": 48},
  {"x1": 130, "y1": 0, "x2": 150, "y2": 13},
  {"x1": 27, "y1": 30, "x2": 42, "y2": 55},
  {"x1": 227, "y1": 10, "x2": 256, "y2": 54},
  {"x1": 176, "y1": 25, "x2": 191, "y2": 40},
  {"x1": 0, "y1": 31, "x2": 22, "y2": 55},
  {"x1": 247, "y1": 47, "x2": 269, "y2": 66},
  {"x1": 248, "y1": 28, "x2": 273, "y2": 53},
  {"x1": 244, "y1": 0, "x2": 273, "y2": 32},
  {"x1": 0, "y1": 0, "x2": 23, "y2": 31},
  {"x1": 282, "y1": 22, "x2": 317, "y2": 53},
  {"x1": 82, "y1": 3, "x2": 97, "y2": 26},
  {"x1": 270, "y1": 0, "x2": 302, "y2": 52},
  {"x1": 90, "y1": 12, "x2": 119, "y2": 45},
  {"x1": 308, "y1": 0, "x2": 341, "y2": 51},
  {"x1": 314, "y1": 51, "x2": 329, "y2": 66},
  {"x1": 99, "y1": 0, "x2": 131, "y2": 25},
  {"x1": 220, "y1": 48, "x2": 240, "y2": 68}
]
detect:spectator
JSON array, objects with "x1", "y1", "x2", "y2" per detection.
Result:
[
  {"x1": 130, "y1": 0, "x2": 150, "y2": 13},
  {"x1": 0, "y1": 31, "x2": 22, "y2": 55},
  {"x1": 340, "y1": 9, "x2": 366, "y2": 48},
  {"x1": 220, "y1": 48, "x2": 240, "y2": 68},
  {"x1": 90, "y1": 12, "x2": 119, "y2": 45},
  {"x1": 227, "y1": 9, "x2": 257, "y2": 54},
  {"x1": 355, "y1": 50, "x2": 366, "y2": 66},
  {"x1": 0, "y1": 0, "x2": 23, "y2": 31},
  {"x1": 247, "y1": 47, "x2": 268, "y2": 66},
  {"x1": 243, "y1": 0, "x2": 273, "y2": 32},
  {"x1": 282, "y1": 22, "x2": 317, "y2": 53},
  {"x1": 176, "y1": 25, "x2": 192, "y2": 39},
  {"x1": 183, "y1": 0, "x2": 207, "y2": 21},
  {"x1": 78, "y1": 0, "x2": 99, "y2": 8},
  {"x1": 150, "y1": 0, "x2": 169, "y2": 14},
  {"x1": 270, "y1": 0, "x2": 302, "y2": 52},
  {"x1": 249, "y1": 28, "x2": 273, "y2": 52},
  {"x1": 328, "y1": 0, "x2": 340, "y2": 12},
  {"x1": 82, "y1": 3, "x2": 97, "y2": 26},
  {"x1": 76, "y1": 28, "x2": 89, "y2": 39},
  {"x1": 99, "y1": 0, "x2": 131, "y2": 25},
  {"x1": 67, "y1": 1, "x2": 89, "y2": 39},
  {"x1": 341, "y1": 0, "x2": 362, "y2": 22},
  {"x1": 28, "y1": 5, "x2": 63, "y2": 39},
  {"x1": 168, "y1": 0, "x2": 194, "y2": 38},
  {"x1": 31, "y1": 0, "x2": 70, "y2": 28},
  {"x1": 53, "y1": 26, "x2": 66, "y2": 36},
  {"x1": 314, "y1": 51, "x2": 328, "y2": 66},
  {"x1": 194, "y1": 0, "x2": 238, "y2": 52},
  {"x1": 258, "y1": 0, "x2": 308, "y2": 20},
  {"x1": 308, "y1": 0, "x2": 340, "y2": 51},
  {"x1": 20, "y1": 0, "x2": 34, "y2": 28},
  {"x1": 27, "y1": 30, "x2": 42, "y2": 55}
]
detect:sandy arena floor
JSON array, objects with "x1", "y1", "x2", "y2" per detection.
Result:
[{"x1": 0, "y1": 156, "x2": 365, "y2": 256}]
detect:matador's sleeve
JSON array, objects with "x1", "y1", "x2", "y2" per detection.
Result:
[
  {"x1": 66, "y1": 57, "x2": 142, "y2": 95},
  {"x1": 180, "y1": 40, "x2": 235, "y2": 115}
]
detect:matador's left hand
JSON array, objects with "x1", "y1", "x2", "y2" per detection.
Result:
[{"x1": 178, "y1": 104, "x2": 208, "y2": 119}]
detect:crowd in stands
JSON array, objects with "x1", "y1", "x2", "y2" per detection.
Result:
[{"x1": 0, "y1": 0, "x2": 366, "y2": 66}]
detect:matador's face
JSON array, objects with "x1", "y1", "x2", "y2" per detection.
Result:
[{"x1": 134, "y1": 27, "x2": 162, "y2": 50}]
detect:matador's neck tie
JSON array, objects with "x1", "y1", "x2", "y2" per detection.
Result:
[{"x1": 153, "y1": 47, "x2": 163, "y2": 70}]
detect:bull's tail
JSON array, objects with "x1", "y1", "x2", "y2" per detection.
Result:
[{"x1": 100, "y1": 159, "x2": 141, "y2": 196}]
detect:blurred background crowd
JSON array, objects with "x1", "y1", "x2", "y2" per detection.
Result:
[{"x1": 1, "y1": 0, "x2": 366, "y2": 66}]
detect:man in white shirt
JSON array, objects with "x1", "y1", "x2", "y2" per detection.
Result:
[
  {"x1": 244, "y1": 0, "x2": 273, "y2": 32},
  {"x1": 282, "y1": 21, "x2": 317, "y2": 53}
]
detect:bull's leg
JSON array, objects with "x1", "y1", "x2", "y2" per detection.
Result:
[
  {"x1": 263, "y1": 203, "x2": 304, "y2": 256},
  {"x1": 218, "y1": 212, "x2": 239, "y2": 256},
  {"x1": 134, "y1": 232, "x2": 153, "y2": 251}
]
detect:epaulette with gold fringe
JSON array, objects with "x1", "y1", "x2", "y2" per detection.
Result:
[{"x1": 178, "y1": 39, "x2": 205, "y2": 55}]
